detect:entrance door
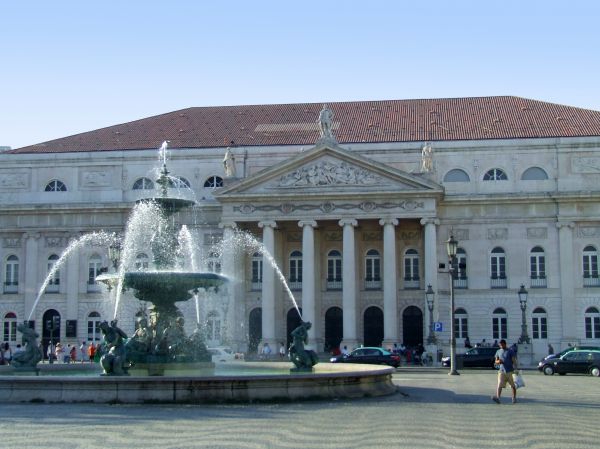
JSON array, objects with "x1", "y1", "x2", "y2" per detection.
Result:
[
  {"x1": 363, "y1": 306, "x2": 384, "y2": 347},
  {"x1": 248, "y1": 308, "x2": 262, "y2": 354},
  {"x1": 42, "y1": 309, "x2": 61, "y2": 360},
  {"x1": 324, "y1": 306, "x2": 343, "y2": 352},
  {"x1": 286, "y1": 307, "x2": 303, "y2": 348},
  {"x1": 402, "y1": 306, "x2": 423, "y2": 347}
]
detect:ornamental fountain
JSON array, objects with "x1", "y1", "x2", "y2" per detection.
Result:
[{"x1": 0, "y1": 122, "x2": 397, "y2": 403}]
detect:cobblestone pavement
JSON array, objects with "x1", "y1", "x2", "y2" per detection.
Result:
[{"x1": 1, "y1": 368, "x2": 598, "y2": 449}]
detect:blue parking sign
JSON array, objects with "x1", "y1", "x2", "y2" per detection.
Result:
[{"x1": 433, "y1": 322, "x2": 443, "y2": 332}]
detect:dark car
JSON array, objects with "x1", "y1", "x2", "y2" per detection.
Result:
[
  {"x1": 538, "y1": 349, "x2": 600, "y2": 376},
  {"x1": 330, "y1": 347, "x2": 401, "y2": 368},
  {"x1": 441, "y1": 346, "x2": 498, "y2": 368},
  {"x1": 537, "y1": 346, "x2": 600, "y2": 370}
]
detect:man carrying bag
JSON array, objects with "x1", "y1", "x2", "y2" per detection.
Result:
[{"x1": 491, "y1": 339, "x2": 518, "y2": 404}]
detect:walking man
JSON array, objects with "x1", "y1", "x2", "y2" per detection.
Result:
[{"x1": 492, "y1": 339, "x2": 518, "y2": 404}]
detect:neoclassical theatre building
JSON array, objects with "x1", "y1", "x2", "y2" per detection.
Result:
[{"x1": 1, "y1": 96, "x2": 600, "y2": 360}]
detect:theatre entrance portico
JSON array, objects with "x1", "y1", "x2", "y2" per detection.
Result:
[{"x1": 215, "y1": 140, "x2": 444, "y2": 352}]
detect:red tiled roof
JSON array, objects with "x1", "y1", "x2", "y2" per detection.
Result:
[{"x1": 9, "y1": 96, "x2": 600, "y2": 154}]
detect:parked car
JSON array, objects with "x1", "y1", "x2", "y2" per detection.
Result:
[
  {"x1": 538, "y1": 349, "x2": 600, "y2": 376},
  {"x1": 441, "y1": 346, "x2": 498, "y2": 368},
  {"x1": 208, "y1": 347, "x2": 244, "y2": 363},
  {"x1": 330, "y1": 347, "x2": 401, "y2": 368},
  {"x1": 537, "y1": 346, "x2": 600, "y2": 370}
]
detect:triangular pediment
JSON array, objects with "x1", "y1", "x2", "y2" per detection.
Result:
[{"x1": 215, "y1": 141, "x2": 442, "y2": 200}]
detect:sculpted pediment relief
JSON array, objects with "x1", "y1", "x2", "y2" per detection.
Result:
[{"x1": 215, "y1": 142, "x2": 443, "y2": 198}]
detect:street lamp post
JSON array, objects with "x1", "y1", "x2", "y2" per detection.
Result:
[
  {"x1": 518, "y1": 284, "x2": 530, "y2": 344},
  {"x1": 446, "y1": 234, "x2": 460, "y2": 375},
  {"x1": 108, "y1": 241, "x2": 122, "y2": 272},
  {"x1": 425, "y1": 284, "x2": 436, "y2": 344}
]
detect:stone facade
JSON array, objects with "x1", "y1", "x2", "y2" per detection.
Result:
[{"x1": 1, "y1": 100, "x2": 600, "y2": 362}]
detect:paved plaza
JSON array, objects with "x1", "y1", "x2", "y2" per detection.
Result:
[{"x1": 0, "y1": 368, "x2": 598, "y2": 449}]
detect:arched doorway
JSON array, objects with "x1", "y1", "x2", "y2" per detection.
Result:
[
  {"x1": 42, "y1": 309, "x2": 61, "y2": 360},
  {"x1": 363, "y1": 306, "x2": 383, "y2": 347},
  {"x1": 402, "y1": 305, "x2": 423, "y2": 347},
  {"x1": 248, "y1": 308, "x2": 262, "y2": 355},
  {"x1": 286, "y1": 307, "x2": 303, "y2": 348},
  {"x1": 324, "y1": 306, "x2": 343, "y2": 352}
]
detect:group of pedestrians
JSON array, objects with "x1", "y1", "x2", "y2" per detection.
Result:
[{"x1": 44, "y1": 341, "x2": 98, "y2": 363}]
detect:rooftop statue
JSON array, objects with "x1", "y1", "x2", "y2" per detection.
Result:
[
  {"x1": 317, "y1": 104, "x2": 336, "y2": 142},
  {"x1": 421, "y1": 142, "x2": 434, "y2": 173},
  {"x1": 223, "y1": 147, "x2": 236, "y2": 177}
]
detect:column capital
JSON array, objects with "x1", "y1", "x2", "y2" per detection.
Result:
[
  {"x1": 556, "y1": 221, "x2": 575, "y2": 230},
  {"x1": 338, "y1": 218, "x2": 358, "y2": 227},
  {"x1": 218, "y1": 221, "x2": 238, "y2": 230},
  {"x1": 420, "y1": 217, "x2": 440, "y2": 226},
  {"x1": 379, "y1": 218, "x2": 398, "y2": 227},
  {"x1": 258, "y1": 221, "x2": 277, "y2": 229},
  {"x1": 298, "y1": 220, "x2": 318, "y2": 229}
]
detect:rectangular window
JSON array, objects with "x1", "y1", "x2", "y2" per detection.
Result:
[
  {"x1": 492, "y1": 317, "x2": 507, "y2": 339},
  {"x1": 454, "y1": 317, "x2": 468, "y2": 339},
  {"x1": 586, "y1": 316, "x2": 600, "y2": 339},
  {"x1": 532, "y1": 316, "x2": 547, "y2": 339}
]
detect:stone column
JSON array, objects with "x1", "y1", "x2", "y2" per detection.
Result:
[
  {"x1": 219, "y1": 222, "x2": 240, "y2": 348},
  {"x1": 258, "y1": 221, "x2": 277, "y2": 351},
  {"x1": 23, "y1": 232, "x2": 41, "y2": 321},
  {"x1": 299, "y1": 220, "x2": 317, "y2": 349},
  {"x1": 557, "y1": 221, "x2": 577, "y2": 345},
  {"x1": 421, "y1": 218, "x2": 440, "y2": 351},
  {"x1": 380, "y1": 218, "x2": 399, "y2": 348},
  {"x1": 339, "y1": 219, "x2": 358, "y2": 349}
]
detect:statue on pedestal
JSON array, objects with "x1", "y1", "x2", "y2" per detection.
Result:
[{"x1": 317, "y1": 104, "x2": 336, "y2": 142}]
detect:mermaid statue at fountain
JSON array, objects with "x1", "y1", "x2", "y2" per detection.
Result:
[
  {"x1": 289, "y1": 321, "x2": 318, "y2": 372},
  {"x1": 11, "y1": 323, "x2": 43, "y2": 369}
]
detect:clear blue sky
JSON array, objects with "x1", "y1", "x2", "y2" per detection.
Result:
[{"x1": 1, "y1": 1, "x2": 599, "y2": 149}]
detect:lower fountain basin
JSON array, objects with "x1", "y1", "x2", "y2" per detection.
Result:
[{"x1": 0, "y1": 362, "x2": 396, "y2": 403}]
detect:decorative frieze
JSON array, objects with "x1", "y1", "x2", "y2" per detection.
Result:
[
  {"x1": 45, "y1": 236, "x2": 64, "y2": 247},
  {"x1": 0, "y1": 173, "x2": 29, "y2": 189},
  {"x1": 527, "y1": 227, "x2": 548, "y2": 239},
  {"x1": 577, "y1": 226, "x2": 600, "y2": 238},
  {"x1": 234, "y1": 200, "x2": 424, "y2": 215},
  {"x1": 2, "y1": 236, "x2": 22, "y2": 248},
  {"x1": 286, "y1": 232, "x2": 302, "y2": 242},
  {"x1": 324, "y1": 231, "x2": 342, "y2": 241},
  {"x1": 362, "y1": 231, "x2": 382, "y2": 241},
  {"x1": 487, "y1": 228, "x2": 508, "y2": 240},
  {"x1": 453, "y1": 229, "x2": 469, "y2": 241},
  {"x1": 571, "y1": 157, "x2": 600, "y2": 173},
  {"x1": 203, "y1": 233, "x2": 223, "y2": 246},
  {"x1": 399, "y1": 230, "x2": 422, "y2": 241}
]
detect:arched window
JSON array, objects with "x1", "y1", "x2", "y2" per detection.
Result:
[
  {"x1": 454, "y1": 308, "x2": 468, "y2": 339},
  {"x1": 206, "y1": 311, "x2": 221, "y2": 344},
  {"x1": 251, "y1": 252, "x2": 262, "y2": 290},
  {"x1": 403, "y1": 249, "x2": 420, "y2": 289},
  {"x1": 583, "y1": 245, "x2": 599, "y2": 287},
  {"x1": 87, "y1": 254, "x2": 103, "y2": 289},
  {"x1": 327, "y1": 250, "x2": 342, "y2": 290},
  {"x1": 169, "y1": 176, "x2": 191, "y2": 189},
  {"x1": 585, "y1": 307, "x2": 600, "y2": 339},
  {"x1": 492, "y1": 307, "x2": 507, "y2": 340},
  {"x1": 532, "y1": 307, "x2": 548, "y2": 339},
  {"x1": 45, "y1": 179, "x2": 67, "y2": 191},
  {"x1": 289, "y1": 250, "x2": 302, "y2": 289},
  {"x1": 46, "y1": 254, "x2": 60, "y2": 293},
  {"x1": 490, "y1": 247, "x2": 507, "y2": 288},
  {"x1": 132, "y1": 177, "x2": 154, "y2": 190},
  {"x1": 87, "y1": 311, "x2": 102, "y2": 342},
  {"x1": 204, "y1": 176, "x2": 223, "y2": 188},
  {"x1": 530, "y1": 246, "x2": 547, "y2": 287},
  {"x1": 135, "y1": 253, "x2": 149, "y2": 270},
  {"x1": 443, "y1": 169, "x2": 470, "y2": 182},
  {"x1": 4, "y1": 255, "x2": 19, "y2": 293},
  {"x1": 521, "y1": 167, "x2": 548, "y2": 180},
  {"x1": 3, "y1": 312, "x2": 17, "y2": 342},
  {"x1": 207, "y1": 251, "x2": 221, "y2": 274},
  {"x1": 365, "y1": 249, "x2": 381, "y2": 289},
  {"x1": 483, "y1": 168, "x2": 508, "y2": 181}
]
